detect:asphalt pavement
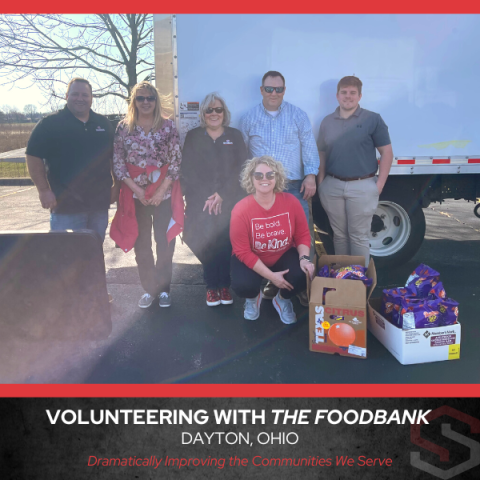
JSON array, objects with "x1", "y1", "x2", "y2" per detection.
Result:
[{"x1": 1, "y1": 186, "x2": 479, "y2": 384}]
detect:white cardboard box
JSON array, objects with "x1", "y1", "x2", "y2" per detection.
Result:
[{"x1": 368, "y1": 298, "x2": 461, "y2": 365}]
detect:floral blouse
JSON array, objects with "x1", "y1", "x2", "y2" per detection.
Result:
[{"x1": 113, "y1": 119, "x2": 182, "y2": 200}]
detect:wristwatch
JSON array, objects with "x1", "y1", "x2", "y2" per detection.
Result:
[{"x1": 299, "y1": 255, "x2": 311, "y2": 262}]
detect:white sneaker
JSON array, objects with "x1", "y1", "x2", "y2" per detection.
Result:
[
  {"x1": 244, "y1": 292, "x2": 263, "y2": 321},
  {"x1": 273, "y1": 292, "x2": 297, "y2": 324},
  {"x1": 138, "y1": 293, "x2": 155, "y2": 309}
]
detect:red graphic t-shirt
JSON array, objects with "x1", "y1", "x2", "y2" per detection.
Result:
[{"x1": 230, "y1": 193, "x2": 311, "y2": 269}]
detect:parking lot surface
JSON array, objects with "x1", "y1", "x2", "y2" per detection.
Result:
[{"x1": 1, "y1": 186, "x2": 479, "y2": 384}]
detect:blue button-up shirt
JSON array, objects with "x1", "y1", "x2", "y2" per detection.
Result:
[{"x1": 239, "y1": 101, "x2": 320, "y2": 180}]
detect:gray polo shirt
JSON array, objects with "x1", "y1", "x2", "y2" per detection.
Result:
[{"x1": 317, "y1": 106, "x2": 391, "y2": 178}]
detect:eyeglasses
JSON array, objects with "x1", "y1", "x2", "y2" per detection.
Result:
[
  {"x1": 205, "y1": 107, "x2": 224, "y2": 114},
  {"x1": 253, "y1": 171, "x2": 276, "y2": 180},
  {"x1": 136, "y1": 96, "x2": 156, "y2": 103},
  {"x1": 263, "y1": 86, "x2": 285, "y2": 94}
]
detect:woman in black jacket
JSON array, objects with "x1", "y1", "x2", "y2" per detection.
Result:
[{"x1": 182, "y1": 92, "x2": 248, "y2": 306}]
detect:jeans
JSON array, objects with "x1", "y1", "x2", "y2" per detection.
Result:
[
  {"x1": 285, "y1": 180, "x2": 309, "y2": 222},
  {"x1": 50, "y1": 210, "x2": 109, "y2": 243}
]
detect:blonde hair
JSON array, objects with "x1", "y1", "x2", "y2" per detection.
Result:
[
  {"x1": 240, "y1": 156, "x2": 287, "y2": 194},
  {"x1": 199, "y1": 92, "x2": 231, "y2": 128},
  {"x1": 124, "y1": 81, "x2": 163, "y2": 133}
]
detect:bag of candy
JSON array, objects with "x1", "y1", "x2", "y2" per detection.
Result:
[
  {"x1": 405, "y1": 264, "x2": 440, "y2": 298},
  {"x1": 428, "y1": 281, "x2": 446, "y2": 300},
  {"x1": 332, "y1": 265, "x2": 373, "y2": 287},
  {"x1": 402, "y1": 299, "x2": 442, "y2": 330},
  {"x1": 381, "y1": 286, "x2": 417, "y2": 324},
  {"x1": 437, "y1": 298, "x2": 459, "y2": 326}
]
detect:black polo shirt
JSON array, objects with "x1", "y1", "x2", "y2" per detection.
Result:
[
  {"x1": 317, "y1": 106, "x2": 391, "y2": 178},
  {"x1": 26, "y1": 105, "x2": 114, "y2": 214}
]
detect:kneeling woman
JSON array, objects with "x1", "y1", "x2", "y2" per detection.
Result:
[{"x1": 230, "y1": 156, "x2": 315, "y2": 324}]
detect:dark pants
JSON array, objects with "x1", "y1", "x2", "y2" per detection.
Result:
[
  {"x1": 184, "y1": 208, "x2": 232, "y2": 289},
  {"x1": 231, "y1": 248, "x2": 306, "y2": 300},
  {"x1": 134, "y1": 198, "x2": 175, "y2": 296}
]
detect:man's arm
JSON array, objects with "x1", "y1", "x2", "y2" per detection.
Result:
[
  {"x1": 376, "y1": 144, "x2": 393, "y2": 195},
  {"x1": 26, "y1": 154, "x2": 57, "y2": 209},
  {"x1": 297, "y1": 110, "x2": 320, "y2": 200},
  {"x1": 238, "y1": 114, "x2": 250, "y2": 152},
  {"x1": 316, "y1": 151, "x2": 327, "y2": 186}
]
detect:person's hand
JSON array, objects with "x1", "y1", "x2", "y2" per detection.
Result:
[
  {"x1": 204, "y1": 193, "x2": 223, "y2": 215},
  {"x1": 136, "y1": 187, "x2": 150, "y2": 206},
  {"x1": 39, "y1": 189, "x2": 57, "y2": 210},
  {"x1": 148, "y1": 187, "x2": 164, "y2": 207},
  {"x1": 300, "y1": 259, "x2": 315, "y2": 280},
  {"x1": 376, "y1": 179, "x2": 385, "y2": 195},
  {"x1": 269, "y1": 270, "x2": 294, "y2": 291},
  {"x1": 300, "y1": 174, "x2": 316, "y2": 200}
]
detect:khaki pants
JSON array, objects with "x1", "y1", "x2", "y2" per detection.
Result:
[{"x1": 318, "y1": 175, "x2": 379, "y2": 267}]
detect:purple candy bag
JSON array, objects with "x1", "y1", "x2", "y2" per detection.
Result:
[
  {"x1": 428, "y1": 281, "x2": 446, "y2": 300},
  {"x1": 382, "y1": 286, "x2": 417, "y2": 324},
  {"x1": 402, "y1": 299, "x2": 442, "y2": 329},
  {"x1": 405, "y1": 264, "x2": 440, "y2": 298},
  {"x1": 437, "y1": 298, "x2": 459, "y2": 326},
  {"x1": 332, "y1": 265, "x2": 373, "y2": 287},
  {"x1": 318, "y1": 265, "x2": 331, "y2": 278}
]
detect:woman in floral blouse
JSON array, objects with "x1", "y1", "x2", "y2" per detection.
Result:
[{"x1": 113, "y1": 81, "x2": 182, "y2": 309}]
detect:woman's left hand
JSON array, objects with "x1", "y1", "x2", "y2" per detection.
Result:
[
  {"x1": 300, "y1": 258, "x2": 315, "y2": 280},
  {"x1": 149, "y1": 188, "x2": 164, "y2": 207},
  {"x1": 204, "y1": 192, "x2": 223, "y2": 215}
]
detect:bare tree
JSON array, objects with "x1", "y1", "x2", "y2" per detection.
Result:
[
  {"x1": 23, "y1": 104, "x2": 38, "y2": 121},
  {"x1": 0, "y1": 14, "x2": 154, "y2": 111}
]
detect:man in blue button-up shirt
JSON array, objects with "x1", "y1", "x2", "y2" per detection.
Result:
[{"x1": 239, "y1": 71, "x2": 320, "y2": 222}]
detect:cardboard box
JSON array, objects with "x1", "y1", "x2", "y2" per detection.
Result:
[
  {"x1": 367, "y1": 298, "x2": 461, "y2": 365},
  {"x1": 307, "y1": 255, "x2": 376, "y2": 359}
]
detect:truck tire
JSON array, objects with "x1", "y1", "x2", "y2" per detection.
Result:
[
  {"x1": 369, "y1": 190, "x2": 426, "y2": 268},
  {"x1": 311, "y1": 190, "x2": 426, "y2": 268}
]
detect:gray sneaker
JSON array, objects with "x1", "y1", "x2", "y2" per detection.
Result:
[
  {"x1": 159, "y1": 292, "x2": 171, "y2": 308},
  {"x1": 138, "y1": 293, "x2": 155, "y2": 309},
  {"x1": 262, "y1": 281, "x2": 279, "y2": 300},
  {"x1": 244, "y1": 292, "x2": 263, "y2": 321},
  {"x1": 273, "y1": 292, "x2": 297, "y2": 324},
  {"x1": 296, "y1": 290, "x2": 309, "y2": 307}
]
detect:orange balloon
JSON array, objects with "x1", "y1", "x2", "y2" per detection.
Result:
[{"x1": 329, "y1": 322, "x2": 356, "y2": 347}]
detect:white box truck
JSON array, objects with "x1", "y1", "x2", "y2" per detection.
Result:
[{"x1": 153, "y1": 14, "x2": 480, "y2": 267}]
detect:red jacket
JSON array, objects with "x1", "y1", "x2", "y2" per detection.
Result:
[{"x1": 110, "y1": 164, "x2": 184, "y2": 252}]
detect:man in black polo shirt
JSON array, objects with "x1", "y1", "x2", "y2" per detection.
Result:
[
  {"x1": 317, "y1": 76, "x2": 393, "y2": 266},
  {"x1": 26, "y1": 77, "x2": 116, "y2": 242}
]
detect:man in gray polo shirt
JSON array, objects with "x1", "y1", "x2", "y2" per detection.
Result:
[{"x1": 317, "y1": 76, "x2": 393, "y2": 266}]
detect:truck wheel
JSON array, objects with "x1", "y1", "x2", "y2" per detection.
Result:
[{"x1": 369, "y1": 191, "x2": 425, "y2": 268}]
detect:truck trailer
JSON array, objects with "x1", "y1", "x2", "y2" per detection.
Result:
[{"x1": 153, "y1": 13, "x2": 480, "y2": 267}]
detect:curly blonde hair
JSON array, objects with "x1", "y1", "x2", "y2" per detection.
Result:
[
  {"x1": 124, "y1": 81, "x2": 164, "y2": 133},
  {"x1": 240, "y1": 156, "x2": 287, "y2": 194}
]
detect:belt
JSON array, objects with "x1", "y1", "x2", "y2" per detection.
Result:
[{"x1": 327, "y1": 172, "x2": 376, "y2": 182}]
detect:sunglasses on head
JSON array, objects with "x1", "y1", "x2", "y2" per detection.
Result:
[
  {"x1": 205, "y1": 107, "x2": 224, "y2": 114},
  {"x1": 253, "y1": 171, "x2": 276, "y2": 181},
  {"x1": 136, "y1": 95, "x2": 156, "y2": 102},
  {"x1": 263, "y1": 86, "x2": 285, "y2": 94}
]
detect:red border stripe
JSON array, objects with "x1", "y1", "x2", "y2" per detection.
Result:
[
  {"x1": 1, "y1": 384, "x2": 479, "y2": 398},
  {"x1": 468, "y1": 158, "x2": 480, "y2": 163},
  {"x1": 432, "y1": 159, "x2": 450, "y2": 164},
  {"x1": 397, "y1": 159, "x2": 415, "y2": 165}
]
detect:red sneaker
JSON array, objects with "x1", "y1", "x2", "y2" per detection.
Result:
[
  {"x1": 206, "y1": 289, "x2": 221, "y2": 306},
  {"x1": 219, "y1": 287, "x2": 233, "y2": 305}
]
